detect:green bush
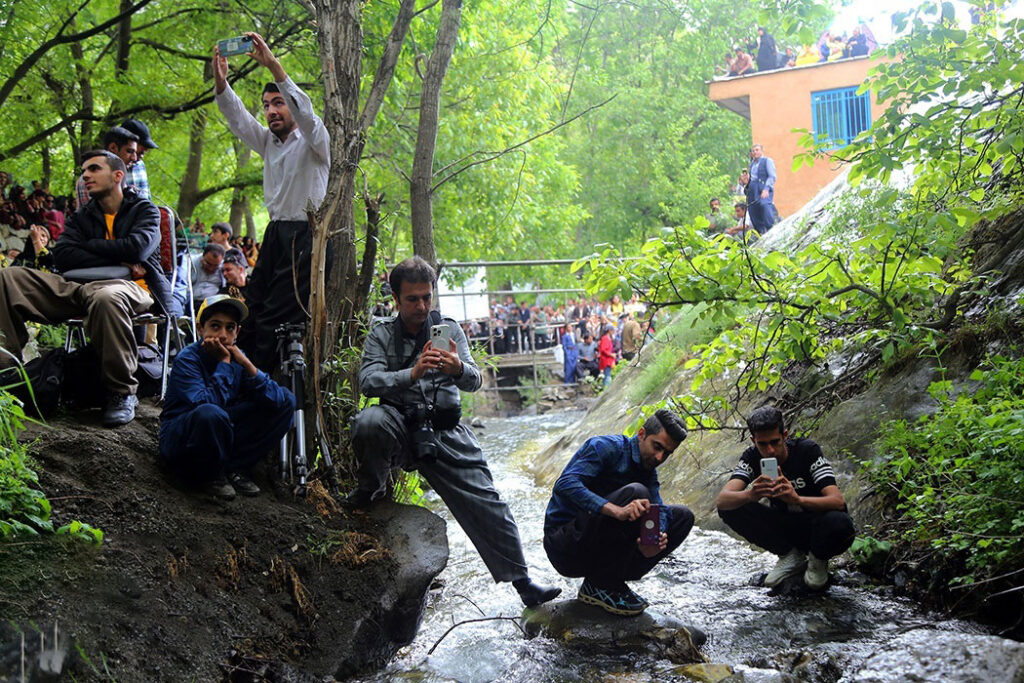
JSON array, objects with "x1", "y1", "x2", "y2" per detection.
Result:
[
  {"x1": 0, "y1": 390, "x2": 53, "y2": 538},
  {"x1": 865, "y1": 354, "x2": 1024, "y2": 587}
]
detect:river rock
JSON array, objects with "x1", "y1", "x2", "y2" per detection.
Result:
[
  {"x1": 852, "y1": 630, "x2": 1024, "y2": 682},
  {"x1": 522, "y1": 599, "x2": 707, "y2": 663},
  {"x1": 672, "y1": 663, "x2": 742, "y2": 682}
]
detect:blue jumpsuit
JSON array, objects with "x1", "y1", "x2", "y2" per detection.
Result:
[{"x1": 159, "y1": 342, "x2": 295, "y2": 481}]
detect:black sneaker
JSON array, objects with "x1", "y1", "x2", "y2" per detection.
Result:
[
  {"x1": 102, "y1": 393, "x2": 139, "y2": 427},
  {"x1": 341, "y1": 488, "x2": 377, "y2": 510},
  {"x1": 205, "y1": 476, "x2": 236, "y2": 501},
  {"x1": 577, "y1": 579, "x2": 647, "y2": 616},
  {"x1": 514, "y1": 578, "x2": 562, "y2": 608},
  {"x1": 228, "y1": 472, "x2": 260, "y2": 497}
]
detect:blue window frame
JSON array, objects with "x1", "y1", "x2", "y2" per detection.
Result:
[{"x1": 811, "y1": 86, "x2": 872, "y2": 150}]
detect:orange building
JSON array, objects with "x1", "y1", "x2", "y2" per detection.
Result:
[{"x1": 708, "y1": 55, "x2": 888, "y2": 218}]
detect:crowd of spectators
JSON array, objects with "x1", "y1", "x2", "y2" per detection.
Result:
[
  {"x1": 0, "y1": 173, "x2": 77, "y2": 268},
  {"x1": 447, "y1": 294, "x2": 654, "y2": 387},
  {"x1": 2, "y1": 151, "x2": 261, "y2": 318},
  {"x1": 720, "y1": 23, "x2": 878, "y2": 78}
]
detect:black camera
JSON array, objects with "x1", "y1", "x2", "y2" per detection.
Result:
[{"x1": 404, "y1": 404, "x2": 439, "y2": 463}]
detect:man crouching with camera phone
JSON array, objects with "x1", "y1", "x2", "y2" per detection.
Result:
[{"x1": 345, "y1": 256, "x2": 561, "y2": 608}]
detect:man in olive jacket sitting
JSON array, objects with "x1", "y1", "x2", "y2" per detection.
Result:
[{"x1": 0, "y1": 150, "x2": 179, "y2": 426}]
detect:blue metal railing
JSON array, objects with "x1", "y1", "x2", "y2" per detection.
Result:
[{"x1": 811, "y1": 86, "x2": 872, "y2": 150}]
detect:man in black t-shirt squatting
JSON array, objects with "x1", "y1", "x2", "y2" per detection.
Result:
[{"x1": 716, "y1": 406, "x2": 855, "y2": 589}]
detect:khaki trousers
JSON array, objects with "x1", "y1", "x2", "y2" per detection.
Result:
[{"x1": 0, "y1": 267, "x2": 154, "y2": 395}]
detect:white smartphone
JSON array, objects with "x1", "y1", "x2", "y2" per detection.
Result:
[
  {"x1": 430, "y1": 324, "x2": 451, "y2": 348},
  {"x1": 760, "y1": 457, "x2": 779, "y2": 480}
]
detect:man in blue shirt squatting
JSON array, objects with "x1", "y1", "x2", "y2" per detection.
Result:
[
  {"x1": 544, "y1": 409, "x2": 694, "y2": 615},
  {"x1": 159, "y1": 295, "x2": 295, "y2": 501},
  {"x1": 716, "y1": 406, "x2": 855, "y2": 590}
]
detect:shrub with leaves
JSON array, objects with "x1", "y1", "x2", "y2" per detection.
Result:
[
  {"x1": 866, "y1": 355, "x2": 1024, "y2": 587},
  {"x1": 0, "y1": 390, "x2": 53, "y2": 538}
]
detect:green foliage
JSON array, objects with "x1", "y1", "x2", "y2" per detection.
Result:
[
  {"x1": 850, "y1": 535, "x2": 893, "y2": 575},
  {"x1": 627, "y1": 306, "x2": 726, "y2": 403},
  {"x1": 56, "y1": 519, "x2": 103, "y2": 545},
  {"x1": 393, "y1": 471, "x2": 428, "y2": 507},
  {"x1": 0, "y1": 387, "x2": 101, "y2": 544},
  {"x1": 865, "y1": 355, "x2": 1024, "y2": 587},
  {"x1": 0, "y1": 390, "x2": 53, "y2": 538},
  {"x1": 573, "y1": 182, "x2": 965, "y2": 425},
  {"x1": 32, "y1": 323, "x2": 67, "y2": 351}
]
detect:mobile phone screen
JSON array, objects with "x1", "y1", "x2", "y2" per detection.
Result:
[
  {"x1": 640, "y1": 504, "x2": 660, "y2": 546},
  {"x1": 218, "y1": 36, "x2": 253, "y2": 57}
]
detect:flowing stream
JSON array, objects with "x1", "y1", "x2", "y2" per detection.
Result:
[{"x1": 355, "y1": 413, "x2": 1015, "y2": 683}]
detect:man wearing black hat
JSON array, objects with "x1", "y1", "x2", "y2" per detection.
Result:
[
  {"x1": 212, "y1": 31, "x2": 330, "y2": 373},
  {"x1": 121, "y1": 118, "x2": 158, "y2": 200},
  {"x1": 159, "y1": 294, "x2": 295, "y2": 500}
]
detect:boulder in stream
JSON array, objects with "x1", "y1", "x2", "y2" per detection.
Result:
[
  {"x1": 852, "y1": 630, "x2": 1024, "y2": 682},
  {"x1": 522, "y1": 599, "x2": 708, "y2": 664}
]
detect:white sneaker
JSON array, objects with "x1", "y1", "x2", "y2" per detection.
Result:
[
  {"x1": 804, "y1": 552, "x2": 830, "y2": 590},
  {"x1": 764, "y1": 548, "x2": 807, "y2": 587}
]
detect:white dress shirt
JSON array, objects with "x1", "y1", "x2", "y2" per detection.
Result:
[{"x1": 215, "y1": 77, "x2": 330, "y2": 221}]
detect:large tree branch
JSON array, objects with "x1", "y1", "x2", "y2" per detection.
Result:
[
  {"x1": 431, "y1": 93, "x2": 616, "y2": 192},
  {"x1": 0, "y1": 0, "x2": 156, "y2": 110},
  {"x1": 358, "y1": 0, "x2": 418, "y2": 133},
  {"x1": 135, "y1": 38, "x2": 211, "y2": 63},
  {"x1": 0, "y1": 22, "x2": 305, "y2": 163},
  {"x1": 194, "y1": 176, "x2": 261, "y2": 203}
]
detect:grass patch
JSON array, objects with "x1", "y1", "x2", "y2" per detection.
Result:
[{"x1": 628, "y1": 305, "x2": 738, "y2": 402}]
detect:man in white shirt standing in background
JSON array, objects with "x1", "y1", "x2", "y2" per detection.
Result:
[{"x1": 212, "y1": 32, "x2": 330, "y2": 373}]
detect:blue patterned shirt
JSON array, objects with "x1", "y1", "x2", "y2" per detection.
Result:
[{"x1": 125, "y1": 158, "x2": 151, "y2": 199}]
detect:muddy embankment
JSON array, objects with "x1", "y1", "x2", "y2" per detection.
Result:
[{"x1": 0, "y1": 402, "x2": 449, "y2": 681}]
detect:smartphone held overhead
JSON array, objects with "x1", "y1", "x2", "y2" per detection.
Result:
[
  {"x1": 218, "y1": 36, "x2": 253, "y2": 57},
  {"x1": 640, "y1": 504, "x2": 660, "y2": 546}
]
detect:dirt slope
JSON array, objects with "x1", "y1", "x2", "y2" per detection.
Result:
[{"x1": 0, "y1": 400, "x2": 448, "y2": 681}]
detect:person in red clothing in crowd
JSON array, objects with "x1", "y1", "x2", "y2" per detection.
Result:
[{"x1": 598, "y1": 324, "x2": 617, "y2": 388}]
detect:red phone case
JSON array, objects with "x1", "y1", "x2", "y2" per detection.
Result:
[{"x1": 640, "y1": 504, "x2": 660, "y2": 546}]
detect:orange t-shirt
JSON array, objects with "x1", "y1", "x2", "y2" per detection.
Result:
[{"x1": 105, "y1": 213, "x2": 149, "y2": 292}]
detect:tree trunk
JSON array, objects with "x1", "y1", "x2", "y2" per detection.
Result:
[
  {"x1": 229, "y1": 139, "x2": 253, "y2": 234},
  {"x1": 308, "y1": 0, "x2": 417, "y2": 463},
  {"x1": 176, "y1": 108, "x2": 208, "y2": 224},
  {"x1": 410, "y1": 0, "x2": 463, "y2": 267},
  {"x1": 70, "y1": 32, "x2": 93, "y2": 161},
  {"x1": 115, "y1": 0, "x2": 133, "y2": 78},
  {"x1": 40, "y1": 145, "x2": 51, "y2": 189}
]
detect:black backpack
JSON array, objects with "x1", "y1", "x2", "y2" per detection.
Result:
[{"x1": 2, "y1": 348, "x2": 67, "y2": 418}]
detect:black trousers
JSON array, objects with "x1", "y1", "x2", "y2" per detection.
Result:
[
  {"x1": 718, "y1": 502, "x2": 855, "y2": 560},
  {"x1": 544, "y1": 483, "x2": 694, "y2": 588},
  {"x1": 239, "y1": 220, "x2": 332, "y2": 373}
]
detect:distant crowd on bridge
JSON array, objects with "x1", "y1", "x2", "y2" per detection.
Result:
[{"x1": 452, "y1": 294, "x2": 652, "y2": 387}]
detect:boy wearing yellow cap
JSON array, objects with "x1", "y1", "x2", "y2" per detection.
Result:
[{"x1": 159, "y1": 294, "x2": 294, "y2": 500}]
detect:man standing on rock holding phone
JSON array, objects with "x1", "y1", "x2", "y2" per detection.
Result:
[
  {"x1": 544, "y1": 410, "x2": 694, "y2": 615},
  {"x1": 716, "y1": 406, "x2": 855, "y2": 590},
  {"x1": 344, "y1": 256, "x2": 561, "y2": 609}
]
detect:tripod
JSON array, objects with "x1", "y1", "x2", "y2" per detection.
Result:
[{"x1": 275, "y1": 323, "x2": 339, "y2": 497}]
